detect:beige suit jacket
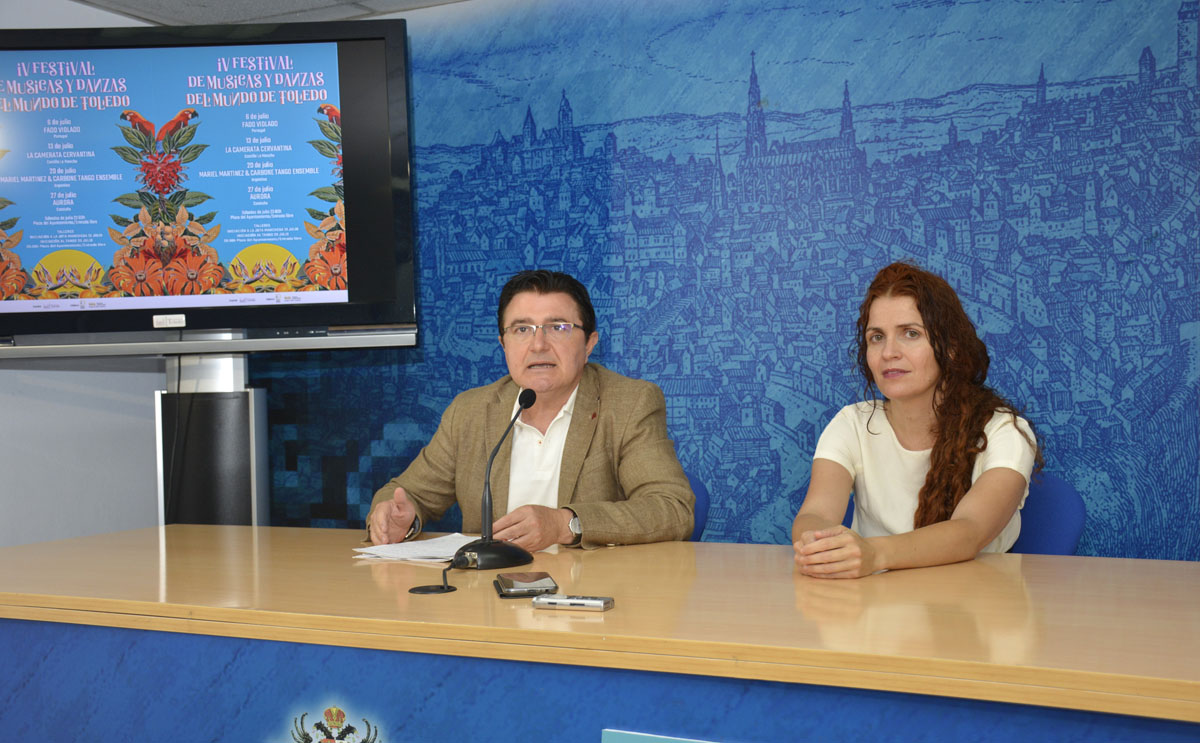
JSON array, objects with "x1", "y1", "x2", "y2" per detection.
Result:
[{"x1": 371, "y1": 363, "x2": 694, "y2": 547}]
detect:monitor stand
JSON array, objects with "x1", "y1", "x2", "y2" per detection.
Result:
[{"x1": 156, "y1": 351, "x2": 268, "y2": 527}]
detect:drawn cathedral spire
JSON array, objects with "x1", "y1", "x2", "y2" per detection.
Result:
[
  {"x1": 1036, "y1": 63, "x2": 1047, "y2": 105},
  {"x1": 522, "y1": 105, "x2": 536, "y2": 144},
  {"x1": 745, "y1": 51, "x2": 767, "y2": 158},
  {"x1": 1139, "y1": 46, "x2": 1157, "y2": 89},
  {"x1": 713, "y1": 125, "x2": 727, "y2": 209},
  {"x1": 840, "y1": 80, "x2": 855, "y2": 146},
  {"x1": 558, "y1": 89, "x2": 573, "y2": 135}
]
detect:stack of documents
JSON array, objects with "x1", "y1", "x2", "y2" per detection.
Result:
[{"x1": 353, "y1": 533, "x2": 477, "y2": 564}]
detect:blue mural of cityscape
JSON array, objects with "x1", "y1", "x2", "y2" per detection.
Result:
[{"x1": 250, "y1": 0, "x2": 1200, "y2": 561}]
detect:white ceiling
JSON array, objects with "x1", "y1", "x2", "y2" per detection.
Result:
[{"x1": 49, "y1": 0, "x2": 464, "y2": 25}]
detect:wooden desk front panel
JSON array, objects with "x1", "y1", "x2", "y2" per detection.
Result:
[
  {"x1": 0, "y1": 525, "x2": 1197, "y2": 723},
  {"x1": 4, "y1": 615, "x2": 1198, "y2": 743}
]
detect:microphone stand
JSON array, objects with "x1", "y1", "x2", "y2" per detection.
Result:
[{"x1": 452, "y1": 389, "x2": 536, "y2": 570}]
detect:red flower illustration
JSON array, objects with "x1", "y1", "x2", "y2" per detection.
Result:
[
  {"x1": 108, "y1": 251, "x2": 164, "y2": 296},
  {"x1": 137, "y1": 151, "x2": 186, "y2": 196}
]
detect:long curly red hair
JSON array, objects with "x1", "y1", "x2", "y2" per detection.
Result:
[{"x1": 855, "y1": 262, "x2": 1042, "y2": 528}]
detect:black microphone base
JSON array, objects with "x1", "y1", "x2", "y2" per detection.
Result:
[
  {"x1": 454, "y1": 538, "x2": 534, "y2": 570},
  {"x1": 409, "y1": 583, "x2": 456, "y2": 594}
]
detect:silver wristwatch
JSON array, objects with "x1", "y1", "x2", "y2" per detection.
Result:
[{"x1": 567, "y1": 511, "x2": 582, "y2": 545}]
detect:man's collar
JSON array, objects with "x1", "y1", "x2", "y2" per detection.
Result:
[{"x1": 512, "y1": 383, "x2": 580, "y2": 425}]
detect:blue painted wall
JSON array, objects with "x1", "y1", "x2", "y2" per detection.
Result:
[{"x1": 250, "y1": 0, "x2": 1200, "y2": 560}]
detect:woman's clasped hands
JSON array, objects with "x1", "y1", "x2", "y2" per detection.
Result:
[{"x1": 794, "y1": 525, "x2": 882, "y2": 579}]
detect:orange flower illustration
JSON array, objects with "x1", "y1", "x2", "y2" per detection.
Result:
[
  {"x1": 0, "y1": 259, "x2": 27, "y2": 299},
  {"x1": 164, "y1": 251, "x2": 223, "y2": 295},
  {"x1": 303, "y1": 249, "x2": 347, "y2": 290},
  {"x1": 109, "y1": 251, "x2": 164, "y2": 296}
]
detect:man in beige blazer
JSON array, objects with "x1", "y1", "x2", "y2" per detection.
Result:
[{"x1": 369, "y1": 270, "x2": 694, "y2": 551}]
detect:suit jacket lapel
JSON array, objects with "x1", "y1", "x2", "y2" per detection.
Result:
[
  {"x1": 558, "y1": 365, "x2": 600, "y2": 507},
  {"x1": 488, "y1": 378, "x2": 519, "y2": 518}
]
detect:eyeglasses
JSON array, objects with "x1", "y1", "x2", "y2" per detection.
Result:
[{"x1": 502, "y1": 322, "x2": 580, "y2": 342}]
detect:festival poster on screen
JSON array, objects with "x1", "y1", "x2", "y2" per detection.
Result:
[{"x1": 0, "y1": 42, "x2": 348, "y2": 313}]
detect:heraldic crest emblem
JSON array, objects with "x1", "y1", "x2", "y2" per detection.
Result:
[{"x1": 290, "y1": 707, "x2": 379, "y2": 743}]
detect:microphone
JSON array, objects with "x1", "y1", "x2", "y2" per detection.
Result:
[{"x1": 452, "y1": 388, "x2": 537, "y2": 570}]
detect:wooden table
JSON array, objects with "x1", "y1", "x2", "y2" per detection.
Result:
[{"x1": 0, "y1": 525, "x2": 1197, "y2": 741}]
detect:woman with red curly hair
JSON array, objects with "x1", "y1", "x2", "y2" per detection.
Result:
[{"x1": 792, "y1": 262, "x2": 1042, "y2": 578}]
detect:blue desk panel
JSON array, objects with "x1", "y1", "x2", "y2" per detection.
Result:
[{"x1": 3, "y1": 619, "x2": 1196, "y2": 742}]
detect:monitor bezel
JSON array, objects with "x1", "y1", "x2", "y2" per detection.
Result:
[{"x1": 0, "y1": 19, "x2": 416, "y2": 352}]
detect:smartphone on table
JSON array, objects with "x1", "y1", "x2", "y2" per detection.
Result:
[{"x1": 493, "y1": 571, "x2": 558, "y2": 598}]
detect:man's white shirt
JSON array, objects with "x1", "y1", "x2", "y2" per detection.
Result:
[{"x1": 506, "y1": 385, "x2": 579, "y2": 513}]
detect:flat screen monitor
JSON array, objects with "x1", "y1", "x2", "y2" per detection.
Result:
[{"x1": 0, "y1": 19, "x2": 415, "y2": 357}]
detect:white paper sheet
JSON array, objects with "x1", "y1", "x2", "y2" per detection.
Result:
[{"x1": 352, "y1": 533, "x2": 477, "y2": 563}]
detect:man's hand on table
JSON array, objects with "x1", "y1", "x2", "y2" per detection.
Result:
[{"x1": 368, "y1": 487, "x2": 418, "y2": 545}]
